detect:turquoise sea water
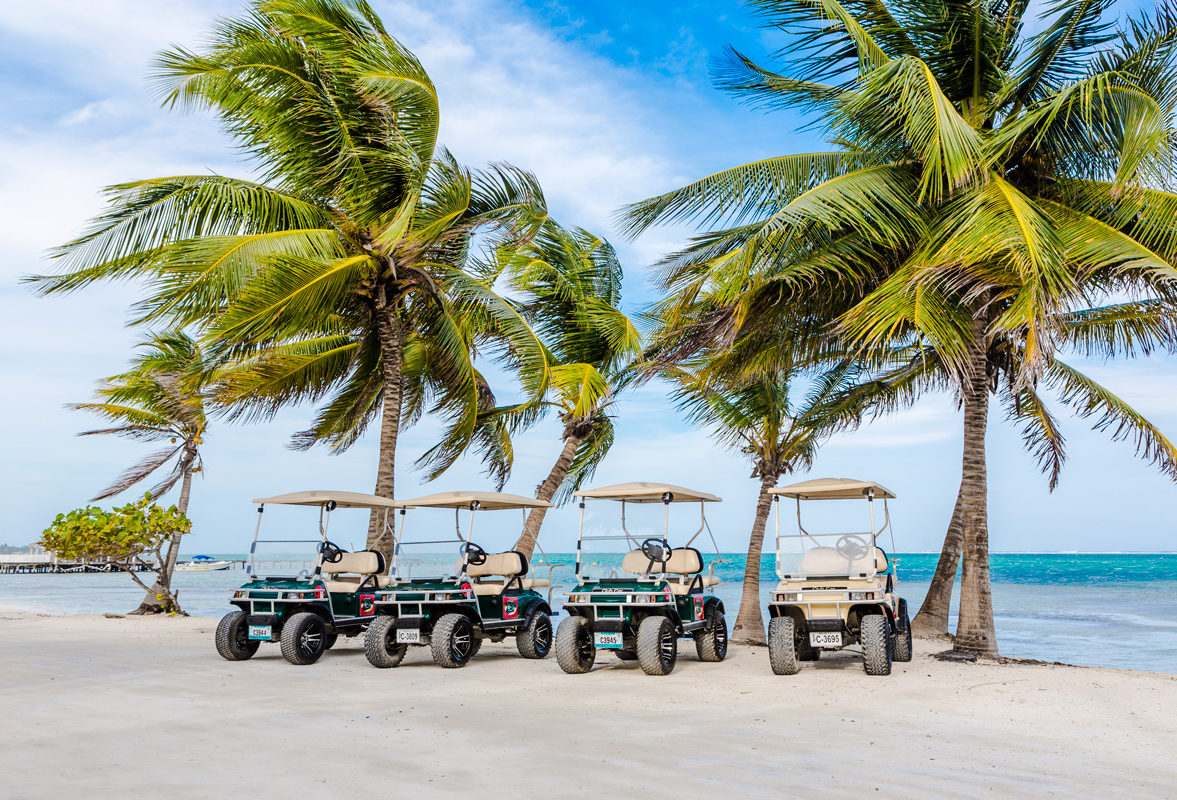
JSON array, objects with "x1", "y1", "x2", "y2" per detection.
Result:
[{"x1": 2, "y1": 552, "x2": 1174, "y2": 673}]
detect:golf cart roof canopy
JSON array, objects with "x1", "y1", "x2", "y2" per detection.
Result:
[
  {"x1": 251, "y1": 490, "x2": 402, "y2": 509},
  {"x1": 771, "y1": 478, "x2": 896, "y2": 501},
  {"x1": 397, "y1": 490, "x2": 553, "y2": 510},
  {"x1": 575, "y1": 482, "x2": 722, "y2": 503}
]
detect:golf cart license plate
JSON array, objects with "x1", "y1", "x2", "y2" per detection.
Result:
[
  {"x1": 248, "y1": 624, "x2": 271, "y2": 640},
  {"x1": 396, "y1": 628, "x2": 420, "y2": 644},
  {"x1": 810, "y1": 631, "x2": 842, "y2": 648},
  {"x1": 594, "y1": 632, "x2": 623, "y2": 649}
]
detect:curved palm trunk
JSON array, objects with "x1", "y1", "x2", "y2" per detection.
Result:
[
  {"x1": 513, "y1": 433, "x2": 583, "y2": 559},
  {"x1": 368, "y1": 306, "x2": 404, "y2": 560},
  {"x1": 732, "y1": 472, "x2": 778, "y2": 645},
  {"x1": 951, "y1": 352, "x2": 997, "y2": 656},
  {"x1": 134, "y1": 456, "x2": 193, "y2": 615},
  {"x1": 911, "y1": 488, "x2": 966, "y2": 637}
]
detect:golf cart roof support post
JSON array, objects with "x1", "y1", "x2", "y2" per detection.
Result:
[
  {"x1": 391, "y1": 508, "x2": 407, "y2": 577},
  {"x1": 683, "y1": 501, "x2": 707, "y2": 547},
  {"x1": 313, "y1": 503, "x2": 332, "y2": 576},
  {"x1": 575, "y1": 500, "x2": 585, "y2": 578},
  {"x1": 663, "y1": 494, "x2": 670, "y2": 540},
  {"x1": 620, "y1": 500, "x2": 638, "y2": 547},
  {"x1": 247, "y1": 503, "x2": 265, "y2": 577},
  {"x1": 867, "y1": 487, "x2": 876, "y2": 540},
  {"x1": 773, "y1": 495, "x2": 783, "y2": 580}
]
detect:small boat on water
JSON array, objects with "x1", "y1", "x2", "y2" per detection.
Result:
[{"x1": 176, "y1": 555, "x2": 233, "y2": 571}]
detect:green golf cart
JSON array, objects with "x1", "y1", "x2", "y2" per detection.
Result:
[
  {"x1": 766, "y1": 478, "x2": 912, "y2": 676},
  {"x1": 214, "y1": 490, "x2": 399, "y2": 666},
  {"x1": 555, "y1": 482, "x2": 728, "y2": 676},
  {"x1": 362, "y1": 491, "x2": 556, "y2": 669}
]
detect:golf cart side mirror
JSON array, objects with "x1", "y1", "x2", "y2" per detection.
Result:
[
  {"x1": 661, "y1": 491, "x2": 674, "y2": 504},
  {"x1": 326, "y1": 500, "x2": 338, "y2": 511},
  {"x1": 469, "y1": 499, "x2": 481, "y2": 511}
]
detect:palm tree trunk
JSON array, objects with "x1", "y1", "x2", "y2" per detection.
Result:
[
  {"x1": 950, "y1": 347, "x2": 997, "y2": 656},
  {"x1": 513, "y1": 433, "x2": 583, "y2": 559},
  {"x1": 134, "y1": 457, "x2": 193, "y2": 615},
  {"x1": 368, "y1": 305, "x2": 404, "y2": 558},
  {"x1": 732, "y1": 472, "x2": 778, "y2": 645},
  {"x1": 911, "y1": 487, "x2": 966, "y2": 638}
]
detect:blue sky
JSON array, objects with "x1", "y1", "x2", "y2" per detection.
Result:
[{"x1": 1, "y1": 0, "x2": 1175, "y2": 555}]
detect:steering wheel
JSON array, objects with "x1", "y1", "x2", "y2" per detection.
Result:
[
  {"x1": 640, "y1": 537, "x2": 670, "y2": 563},
  {"x1": 319, "y1": 540, "x2": 344, "y2": 563},
  {"x1": 461, "y1": 542, "x2": 488, "y2": 566},
  {"x1": 835, "y1": 534, "x2": 870, "y2": 560}
]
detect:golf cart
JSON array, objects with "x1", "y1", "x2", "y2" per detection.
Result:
[
  {"x1": 766, "y1": 478, "x2": 911, "y2": 676},
  {"x1": 555, "y1": 482, "x2": 727, "y2": 676},
  {"x1": 362, "y1": 491, "x2": 556, "y2": 669},
  {"x1": 215, "y1": 490, "x2": 399, "y2": 666}
]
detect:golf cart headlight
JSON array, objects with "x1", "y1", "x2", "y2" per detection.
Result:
[
  {"x1": 233, "y1": 590, "x2": 249, "y2": 599},
  {"x1": 631, "y1": 594, "x2": 652, "y2": 604},
  {"x1": 281, "y1": 591, "x2": 306, "y2": 600},
  {"x1": 776, "y1": 592, "x2": 799, "y2": 602},
  {"x1": 849, "y1": 591, "x2": 876, "y2": 601},
  {"x1": 569, "y1": 594, "x2": 587, "y2": 603}
]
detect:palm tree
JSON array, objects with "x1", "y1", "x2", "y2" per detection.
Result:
[
  {"x1": 422, "y1": 223, "x2": 642, "y2": 558},
  {"x1": 71, "y1": 332, "x2": 211, "y2": 613},
  {"x1": 622, "y1": 0, "x2": 1177, "y2": 655},
  {"x1": 664, "y1": 361, "x2": 867, "y2": 644},
  {"x1": 26, "y1": 1, "x2": 548, "y2": 556}
]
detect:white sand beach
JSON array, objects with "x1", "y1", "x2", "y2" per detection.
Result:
[{"x1": 1, "y1": 607, "x2": 1174, "y2": 799}]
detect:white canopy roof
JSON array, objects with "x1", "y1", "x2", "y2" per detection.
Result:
[
  {"x1": 398, "y1": 491, "x2": 553, "y2": 510},
  {"x1": 770, "y1": 478, "x2": 896, "y2": 500},
  {"x1": 575, "y1": 482, "x2": 722, "y2": 503},
  {"x1": 252, "y1": 490, "x2": 402, "y2": 508}
]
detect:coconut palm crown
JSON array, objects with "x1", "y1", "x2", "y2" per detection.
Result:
[{"x1": 622, "y1": 0, "x2": 1177, "y2": 655}]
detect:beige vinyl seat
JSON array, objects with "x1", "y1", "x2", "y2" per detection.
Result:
[
  {"x1": 797, "y1": 546, "x2": 888, "y2": 577},
  {"x1": 465, "y1": 551, "x2": 550, "y2": 596},
  {"x1": 321, "y1": 550, "x2": 393, "y2": 593},
  {"x1": 622, "y1": 547, "x2": 720, "y2": 595}
]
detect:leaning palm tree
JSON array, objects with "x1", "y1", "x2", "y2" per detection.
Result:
[
  {"x1": 622, "y1": 0, "x2": 1177, "y2": 655},
  {"x1": 26, "y1": 1, "x2": 548, "y2": 556},
  {"x1": 665, "y1": 360, "x2": 868, "y2": 644},
  {"x1": 71, "y1": 332, "x2": 211, "y2": 614},
  {"x1": 422, "y1": 223, "x2": 642, "y2": 558}
]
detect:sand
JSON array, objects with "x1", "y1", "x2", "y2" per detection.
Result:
[{"x1": 1, "y1": 607, "x2": 1174, "y2": 799}]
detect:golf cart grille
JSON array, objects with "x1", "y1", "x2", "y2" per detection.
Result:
[{"x1": 595, "y1": 606, "x2": 622, "y2": 619}]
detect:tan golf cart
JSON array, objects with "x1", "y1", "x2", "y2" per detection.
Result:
[{"x1": 766, "y1": 478, "x2": 911, "y2": 676}]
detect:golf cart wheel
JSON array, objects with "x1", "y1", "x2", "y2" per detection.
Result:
[
  {"x1": 860, "y1": 614, "x2": 892, "y2": 676},
  {"x1": 767, "y1": 617, "x2": 800, "y2": 675},
  {"x1": 555, "y1": 616, "x2": 594, "y2": 674},
  {"x1": 694, "y1": 609, "x2": 728, "y2": 662},
  {"x1": 215, "y1": 610, "x2": 259, "y2": 661},
  {"x1": 431, "y1": 613, "x2": 476, "y2": 668},
  {"x1": 516, "y1": 610, "x2": 553, "y2": 659},
  {"x1": 280, "y1": 612, "x2": 329, "y2": 665},
  {"x1": 364, "y1": 615, "x2": 408, "y2": 668},
  {"x1": 637, "y1": 616, "x2": 678, "y2": 676},
  {"x1": 892, "y1": 605, "x2": 913, "y2": 663}
]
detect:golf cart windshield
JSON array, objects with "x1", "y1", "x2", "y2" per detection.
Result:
[
  {"x1": 572, "y1": 482, "x2": 722, "y2": 580},
  {"x1": 245, "y1": 491, "x2": 397, "y2": 580},
  {"x1": 390, "y1": 491, "x2": 553, "y2": 581},
  {"x1": 771, "y1": 478, "x2": 897, "y2": 581}
]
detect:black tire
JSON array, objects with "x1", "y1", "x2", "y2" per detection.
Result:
[
  {"x1": 694, "y1": 609, "x2": 728, "y2": 662},
  {"x1": 364, "y1": 615, "x2": 408, "y2": 668},
  {"x1": 892, "y1": 603, "x2": 913, "y2": 663},
  {"x1": 861, "y1": 614, "x2": 892, "y2": 675},
  {"x1": 516, "y1": 610, "x2": 553, "y2": 659},
  {"x1": 324, "y1": 632, "x2": 339, "y2": 650},
  {"x1": 768, "y1": 616, "x2": 799, "y2": 675},
  {"x1": 555, "y1": 616, "x2": 595, "y2": 674},
  {"x1": 636, "y1": 615, "x2": 677, "y2": 676},
  {"x1": 279, "y1": 612, "x2": 328, "y2": 665},
  {"x1": 430, "y1": 613, "x2": 476, "y2": 668},
  {"x1": 215, "y1": 610, "x2": 260, "y2": 661}
]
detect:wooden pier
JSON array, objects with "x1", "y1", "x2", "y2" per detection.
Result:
[{"x1": 0, "y1": 554, "x2": 159, "y2": 574}]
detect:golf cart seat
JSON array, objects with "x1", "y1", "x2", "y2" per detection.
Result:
[
  {"x1": 797, "y1": 546, "x2": 887, "y2": 576},
  {"x1": 321, "y1": 550, "x2": 392, "y2": 592},
  {"x1": 622, "y1": 547, "x2": 719, "y2": 593},
  {"x1": 466, "y1": 550, "x2": 548, "y2": 595}
]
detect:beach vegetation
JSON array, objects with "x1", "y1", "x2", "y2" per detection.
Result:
[
  {"x1": 69, "y1": 331, "x2": 210, "y2": 614},
  {"x1": 39, "y1": 495, "x2": 191, "y2": 614}
]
